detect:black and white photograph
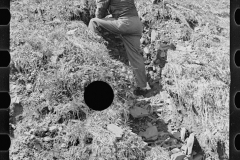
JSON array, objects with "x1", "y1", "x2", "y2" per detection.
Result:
[{"x1": 9, "y1": 0, "x2": 229, "y2": 159}]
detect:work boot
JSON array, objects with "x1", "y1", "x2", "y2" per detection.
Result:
[{"x1": 133, "y1": 87, "x2": 151, "y2": 97}]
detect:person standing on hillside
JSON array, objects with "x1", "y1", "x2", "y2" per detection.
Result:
[{"x1": 88, "y1": 0, "x2": 150, "y2": 97}]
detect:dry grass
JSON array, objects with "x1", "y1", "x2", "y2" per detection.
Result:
[{"x1": 10, "y1": 0, "x2": 229, "y2": 159}]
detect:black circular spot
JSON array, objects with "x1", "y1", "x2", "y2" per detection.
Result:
[
  {"x1": 235, "y1": 92, "x2": 240, "y2": 109},
  {"x1": 235, "y1": 134, "x2": 240, "y2": 150},
  {"x1": 235, "y1": 8, "x2": 240, "y2": 25},
  {"x1": 235, "y1": 50, "x2": 240, "y2": 67},
  {"x1": 84, "y1": 81, "x2": 114, "y2": 111}
]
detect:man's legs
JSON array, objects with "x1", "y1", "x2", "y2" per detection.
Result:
[
  {"x1": 88, "y1": 17, "x2": 148, "y2": 90},
  {"x1": 88, "y1": 17, "x2": 122, "y2": 36},
  {"x1": 121, "y1": 35, "x2": 147, "y2": 88}
]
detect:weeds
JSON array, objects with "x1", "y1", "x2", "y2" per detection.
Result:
[{"x1": 10, "y1": 0, "x2": 229, "y2": 159}]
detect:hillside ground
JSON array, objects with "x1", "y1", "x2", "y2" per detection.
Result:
[{"x1": 10, "y1": 0, "x2": 229, "y2": 159}]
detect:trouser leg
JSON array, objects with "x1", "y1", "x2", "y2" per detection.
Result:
[
  {"x1": 88, "y1": 17, "x2": 122, "y2": 35},
  {"x1": 88, "y1": 17, "x2": 147, "y2": 88},
  {"x1": 121, "y1": 35, "x2": 147, "y2": 88}
]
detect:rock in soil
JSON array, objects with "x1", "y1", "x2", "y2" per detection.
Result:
[
  {"x1": 186, "y1": 133, "x2": 195, "y2": 155},
  {"x1": 107, "y1": 124, "x2": 124, "y2": 138},
  {"x1": 193, "y1": 154, "x2": 203, "y2": 160},
  {"x1": 139, "y1": 126, "x2": 158, "y2": 140},
  {"x1": 130, "y1": 106, "x2": 150, "y2": 118},
  {"x1": 171, "y1": 152, "x2": 187, "y2": 160},
  {"x1": 171, "y1": 148, "x2": 181, "y2": 154},
  {"x1": 181, "y1": 127, "x2": 187, "y2": 142},
  {"x1": 172, "y1": 130, "x2": 181, "y2": 139}
]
